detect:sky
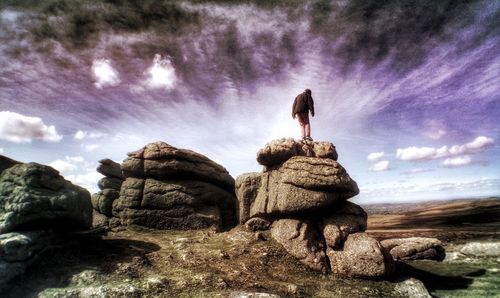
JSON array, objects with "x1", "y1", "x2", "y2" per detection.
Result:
[{"x1": 0, "y1": 0, "x2": 499, "y2": 204}]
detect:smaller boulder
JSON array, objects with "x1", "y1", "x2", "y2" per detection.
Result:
[
  {"x1": 245, "y1": 217, "x2": 271, "y2": 232},
  {"x1": 327, "y1": 233, "x2": 394, "y2": 278},
  {"x1": 97, "y1": 177, "x2": 123, "y2": 191},
  {"x1": 322, "y1": 202, "x2": 367, "y2": 249},
  {"x1": 270, "y1": 218, "x2": 329, "y2": 273},
  {"x1": 380, "y1": 237, "x2": 445, "y2": 261}
]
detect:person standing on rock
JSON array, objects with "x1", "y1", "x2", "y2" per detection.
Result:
[{"x1": 292, "y1": 88, "x2": 315, "y2": 141}]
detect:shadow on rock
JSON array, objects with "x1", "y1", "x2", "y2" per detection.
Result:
[
  {"x1": 4, "y1": 233, "x2": 160, "y2": 297},
  {"x1": 396, "y1": 261, "x2": 486, "y2": 292}
]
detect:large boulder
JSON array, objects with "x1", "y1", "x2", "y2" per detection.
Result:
[
  {"x1": 257, "y1": 138, "x2": 338, "y2": 167},
  {"x1": 113, "y1": 142, "x2": 238, "y2": 231},
  {"x1": 121, "y1": 142, "x2": 234, "y2": 192},
  {"x1": 0, "y1": 163, "x2": 92, "y2": 233},
  {"x1": 327, "y1": 233, "x2": 394, "y2": 278},
  {"x1": 250, "y1": 157, "x2": 359, "y2": 217},
  {"x1": 270, "y1": 218, "x2": 329, "y2": 273},
  {"x1": 380, "y1": 237, "x2": 445, "y2": 261}
]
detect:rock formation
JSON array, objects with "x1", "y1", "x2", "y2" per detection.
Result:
[
  {"x1": 91, "y1": 159, "x2": 125, "y2": 228},
  {"x1": 110, "y1": 142, "x2": 238, "y2": 231},
  {"x1": 381, "y1": 237, "x2": 446, "y2": 261},
  {"x1": 0, "y1": 162, "x2": 92, "y2": 233},
  {"x1": 236, "y1": 138, "x2": 394, "y2": 278},
  {"x1": 0, "y1": 155, "x2": 92, "y2": 291}
]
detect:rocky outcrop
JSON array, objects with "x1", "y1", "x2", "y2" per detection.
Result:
[
  {"x1": 381, "y1": 237, "x2": 446, "y2": 261},
  {"x1": 236, "y1": 138, "x2": 393, "y2": 278},
  {"x1": 91, "y1": 159, "x2": 125, "y2": 228},
  {"x1": 0, "y1": 156, "x2": 92, "y2": 292},
  {"x1": 0, "y1": 163, "x2": 92, "y2": 233},
  {"x1": 0, "y1": 231, "x2": 55, "y2": 291},
  {"x1": 0, "y1": 155, "x2": 21, "y2": 174},
  {"x1": 111, "y1": 142, "x2": 238, "y2": 231}
]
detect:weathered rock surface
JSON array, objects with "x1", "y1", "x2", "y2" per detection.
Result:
[
  {"x1": 0, "y1": 163, "x2": 92, "y2": 233},
  {"x1": 271, "y1": 218, "x2": 329, "y2": 273},
  {"x1": 394, "y1": 277, "x2": 432, "y2": 298},
  {"x1": 257, "y1": 138, "x2": 338, "y2": 167},
  {"x1": 235, "y1": 172, "x2": 261, "y2": 224},
  {"x1": 460, "y1": 242, "x2": 500, "y2": 257},
  {"x1": 327, "y1": 232, "x2": 394, "y2": 278},
  {"x1": 0, "y1": 231, "x2": 55, "y2": 291},
  {"x1": 97, "y1": 158, "x2": 124, "y2": 180},
  {"x1": 113, "y1": 142, "x2": 238, "y2": 231},
  {"x1": 250, "y1": 157, "x2": 359, "y2": 217},
  {"x1": 245, "y1": 217, "x2": 271, "y2": 232},
  {"x1": 121, "y1": 142, "x2": 234, "y2": 192},
  {"x1": 381, "y1": 237, "x2": 445, "y2": 261},
  {"x1": 92, "y1": 159, "x2": 126, "y2": 228},
  {"x1": 0, "y1": 155, "x2": 21, "y2": 174},
  {"x1": 322, "y1": 201, "x2": 367, "y2": 249}
]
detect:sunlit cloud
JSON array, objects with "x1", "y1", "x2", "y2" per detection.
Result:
[
  {"x1": 74, "y1": 130, "x2": 106, "y2": 140},
  {"x1": 0, "y1": 111, "x2": 62, "y2": 143},
  {"x1": 396, "y1": 136, "x2": 494, "y2": 161},
  {"x1": 367, "y1": 152, "x2": 385, "y2": 162},
  {"x1": 49, "y1": 155, "x2": 85, "y2": 175},
  {"x1": 66, "y1": 169, "x2": 103, "y2": 193},
  {"x1": 0, "y1": 148, "x2": 4, "y2": 154},
  {"x1": 84, "y1": 144, "x2": 100, "y2": 152},
  {"x1": 442, "y1": 155, "x2": 472, "y2": 168},
  {"x1": 369, "y1": 160, "x2": 390, "y2": 172},
  {"x1": 145, "y1": 54, "x2": 177, "y2": 90},
  {"x1": 92, "y1": 58, "x2": 120, "y2": 88}
]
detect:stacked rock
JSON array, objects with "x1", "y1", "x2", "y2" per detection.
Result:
[
  {"x1": 381, "y1": 237, "x2": 446, "y2": 261},
  {"x1": 236, "y1": 138, "x2": 394, "y2": 277},
  {"x1": 91, "y1": 159, "x2": 125, "y2": 228},
  {"x1": 111, "y1": 142, "x2": 238, "y2": 231},
  {"x1": 0, "y1": 155, "x2": 92, "y2": 290}
]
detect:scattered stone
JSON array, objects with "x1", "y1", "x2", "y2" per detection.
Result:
[
  {"x1": 0, "y1": 163, "x2": 92, "y2": 233},
  {"x1": 381, "y1": 237, "x2": 445, "y2": 261},
  {"x1": 460, "y1": 242, "x2": 500, "y2": 257},
  {"x1": 328, "y1": 233, "x2": 394, "y2": 278},
  {"x1": 394, "y1": 277, "x2": 432, "y2": 298},
  {"x1": 245, "y1": 217, "x2": 272, "y2": 232},
  {"x1": 229, "y1": 292, "x2": 281, "y2": 298}
]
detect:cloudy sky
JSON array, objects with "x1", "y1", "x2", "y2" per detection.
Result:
[{"x1": 0, "y1": 0, "x2": 499, "y2": 203}]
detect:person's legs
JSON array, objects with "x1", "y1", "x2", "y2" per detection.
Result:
[
  {"x1": 297, "y1": 113, "x2": 308, "y2": 139},
  {"x1": 305, "y1": 123, "x2": 311, "y2": 138}
]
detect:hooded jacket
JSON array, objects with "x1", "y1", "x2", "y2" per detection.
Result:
[{"x1": 292, "y1": 90, "x2": 315, "y2": 118}]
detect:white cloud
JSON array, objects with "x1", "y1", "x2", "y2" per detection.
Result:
[
  {"x1": 84, "y1": 144, "x2": 100, "y2": 152},
  {"x1": 92, "y1": 58, "x2": 120, "y2": 88},
  {"x1": 0, "y1": 148, "x2": 4, "y2": 154},
  {"x1": 0, "y1": 111, "x2": 63, "y2": 143},
  {"x1": 402, "y1": 168, "x2": 433, "y2": 175},
  {"x1": 369, "y1": 160, "x2": 390, "y2": 172},
  {"x1": 66, "y1": 170, "x2": 103, "y2": 193},
  {"x1": 367, "y1": 151, "x2": 385, "y2": 162},
  {"x1": 145, "y1": 54, "x2": 176, "y2": 90},
  {"x1": 442, "y1": 155, "x2": 472, "y2": 168},
  {"x1": 74, "y1": 130, "x2": 105, "y2": 140},
  {"x1": 423, "y1": 120, "x2": 446, "y2": 140},
  {"x1": 396, "y1": 136, "x2": 494, "y2": 161},
  {"x1": 49, "y1": 156, "x2": 85, "y2": 175}
]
